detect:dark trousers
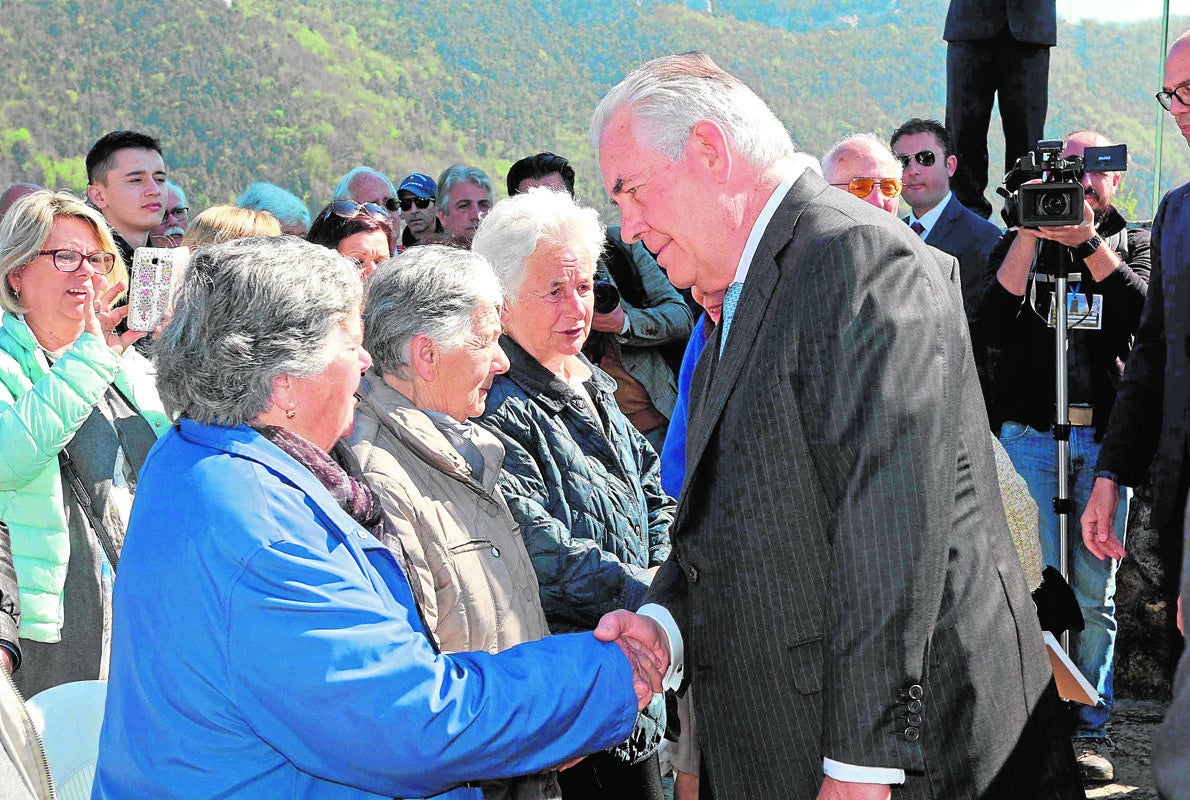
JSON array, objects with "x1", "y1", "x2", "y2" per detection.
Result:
[
  {"x1": 558, "y1": 751, "x2": 663, "y2": 800},
  {"x1": 946, "y1": 33, "x2": 1050, "y2": 220}
]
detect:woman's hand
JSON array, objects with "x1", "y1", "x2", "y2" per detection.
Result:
[{"x1": 86, "y1": 278, "x2": 147, "y2": 355}]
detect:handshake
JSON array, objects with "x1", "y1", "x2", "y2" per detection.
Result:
[{"x1": 594, "y1": 610, "x2": 671, "y2": 711}]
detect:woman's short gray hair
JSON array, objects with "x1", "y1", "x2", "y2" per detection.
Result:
[
  {"x1": 470, "y1": 188, "x2": 604, "y2": 301},
  {"x1": 363, "y1": 245, "x2": 503, "y2": 380},
  {"x1": 0, "y1": 190, "x2": 126, "y2": 315},
  {"x1": 154, "y1": 236, "x2": 362, "y2": 426},
  {"x1": 590, "y1": 52, "x2": 795, "y2": 168}
]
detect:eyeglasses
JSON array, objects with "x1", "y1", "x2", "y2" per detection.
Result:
[
  {"x1": 164, "y1": 206, "x2": 189, "y2": 220},
  {"x1": 893, "y1": 150, "x2": 937, "y2": 169},
  {"x1": 36, "y1": 249, "x2": 116, "y2": 274},
  {"x1": 398, "y1": 196, "x2": 434, "y2": 212},
  {"x1": 1156, "y1": 84, "x2": 1190, "y2": 110},
  {"x1": 322, "y1": 200, "x2": 392, "y2": 222},
  {"x1": 831, "y1": 177, "x2": 903, "y2": 199}
]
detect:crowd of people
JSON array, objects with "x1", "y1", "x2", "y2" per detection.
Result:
[{"x1": 6, "y1": 6, "x2": 1190, "y2": 799}]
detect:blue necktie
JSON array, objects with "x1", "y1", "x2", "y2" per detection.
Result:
[
  {"x1": 910, "y1": 220, "x2": 926, "y2": 238},
  {"x1": 719, "y1": 281, "x2": 744, "y2": 355}
]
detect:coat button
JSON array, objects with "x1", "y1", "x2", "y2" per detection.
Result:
[
  {"x1": 903, "y1": 726, "x2": 920, "y2": 742},
  {"x1": 490, "y1": 546, "x2": 501, "y2": 558},
  {"x1": 356, "y1": 530, "x2": 367, "y2": 539},
  {"x1": 907, "y1": 713, "x2": 922, "y2": 726},
  {"x1": 907, "y1": 700, "x2": 922, "y2": 713},
  {"x1": 686, "y1": 564, "x2": 700, "y2": 583},
  {"x1": 907, "y1": 684, "x2": 923, "y2": 700}
]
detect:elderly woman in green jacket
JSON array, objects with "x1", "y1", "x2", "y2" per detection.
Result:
[{"x1": 0, "y1": 191, "x2": 168, "y2": 695}]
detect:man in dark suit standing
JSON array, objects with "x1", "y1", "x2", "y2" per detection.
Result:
[
  {"x1": 944, "y1": 0, "x2": 1056, "y2": 219},
  {"x1": 1082, "y1": 31, "x2": 1190, "y2": 799},
  {"x1": 591, "y1": 52, "x2": 1081, "y2": 800},
  {"x1": 891, "y1": 118, "x2": 1002, "y2": 419}
]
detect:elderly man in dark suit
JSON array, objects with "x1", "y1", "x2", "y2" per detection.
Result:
[
  {"x1": 944, "y1": 0, "x2": 1056, "y2": 219},
  {"x1": 590, "y1": 52, "x2": 1081, "y2": 800},
  {"x1": 1083, "y1": 30, "x2": 1190, "y2": 799}
]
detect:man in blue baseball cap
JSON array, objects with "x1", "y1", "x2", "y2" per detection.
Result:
[{"x1": 397, "y1": 172, "x2": 444, "y2": 249}]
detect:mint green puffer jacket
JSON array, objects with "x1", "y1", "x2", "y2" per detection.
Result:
[{"x1": 0, "y1": 313, "x2": 170, "y2": 642}]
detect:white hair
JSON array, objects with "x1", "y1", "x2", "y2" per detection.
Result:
[
  {"x1": 470, "y1": 187, "x2": 604, "y2": 301},
  {"x1": 590, "y1": 52, "x2": 796, "y2": 167},
  {"x1": 820, "y1": 133, "x2": 903, "y2": 183}
]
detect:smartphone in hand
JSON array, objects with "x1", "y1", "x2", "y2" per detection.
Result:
[{"x1": 128, "y1": 247, "x2": 188, "y2": 332}]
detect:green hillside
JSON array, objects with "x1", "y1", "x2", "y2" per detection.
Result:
[{"x1": 0, "y1": 0, "x2": 1184, "y2": 220}]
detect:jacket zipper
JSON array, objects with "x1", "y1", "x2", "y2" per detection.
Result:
[{"x1": 2, "y1": 665, "x2": 57, "y2": 799}]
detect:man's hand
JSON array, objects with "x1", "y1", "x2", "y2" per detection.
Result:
[
  {"x1": 591, "y1": 304, "x2": 627, "y2": 334},
  {"x1": 1081, "y1": 477, "x2": 1127, "y2": 561},
  {"x1": 1029, "y1": 199, "x2": 1096, "y2": 248},
  {"x1": 816, "y1": 776, "x2": 892, "y2": 800},
  {"x1": 594, "y1": 609, "x2": 669, "y2": 709},
  {"x1": 0, "y1": 647, "x2": 13, "y2": 676}
]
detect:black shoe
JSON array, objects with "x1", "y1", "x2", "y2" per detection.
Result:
[{"x1": 1072, "y1": 737, "x2": 1114, "y2": 783}]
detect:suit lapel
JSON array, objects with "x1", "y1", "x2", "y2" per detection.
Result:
[
  {"x1": 676, "y1": 171, "x2": 824, "y2": 526},
  {"x1": 923, "y1": 195, "x2": 958, "y2": 250}
]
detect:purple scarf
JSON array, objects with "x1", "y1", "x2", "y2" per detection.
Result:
[{"x1": 252, "y1": 425, "x2": 385, "y2": 537}]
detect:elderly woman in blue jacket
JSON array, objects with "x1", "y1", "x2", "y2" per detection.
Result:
[
  {"x1": 0, "y1": 191, "x2": 168, "y2": 696},
  {"x1": 94, "y1": 236, "x2": 661, "y2": 800},
  {"x1": 473, "y1": 189, "x2": 672, "y2": 800}
]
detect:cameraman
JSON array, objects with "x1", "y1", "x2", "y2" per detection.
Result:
[{"x1": 977, "y1": 130, "x2": 1150, "y2": 784}]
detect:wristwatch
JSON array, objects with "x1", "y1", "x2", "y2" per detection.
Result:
[{"x1": 1074, "y1": 234, "x2": 1103, "y2": 260}]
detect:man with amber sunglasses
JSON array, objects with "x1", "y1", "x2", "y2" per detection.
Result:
[{"x1": 821, "y1": 133, "x2": 903, "y2": 214}]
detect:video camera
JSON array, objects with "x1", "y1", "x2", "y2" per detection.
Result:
[{"x1": 999, "y1": 139, "x2": 1127, "y2": 228}]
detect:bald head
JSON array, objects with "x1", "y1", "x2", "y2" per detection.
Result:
[
  {"x1": 822, "y1": 134, "x2": 903, "y2": 214},
  {"x1": 1164, "y1": 30, "x2": 1190, "y2": 147},
  {"x1": 0, "y1": 183, "x2": 41, "y2": 219}
]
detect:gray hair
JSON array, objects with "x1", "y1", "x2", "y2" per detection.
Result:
[
  {"x1": 436, "y1": 165, "x2": 494, "y2": 211},
  {"x1": 471, "y1": 187, "x2": 604, "y2": 301},
  {"x1": 590, "y1": 52, "x2": 795, "y2": 168},
  {"x1": 163, "y1": 180, "x2": 187, "y2": 209},
  {"x1": 0, "y1": 190, "x2": 126, "y2": 315},
  {"x1": 333, "y1": 166, "x2": 397, "y2": 203},
  {"x1": 821, "y1": 133, "x2": 903, "y2": 183},
  {"x1": 363, "y1": 245, "x2": 503, "y2": 381},
  {"x1": 154, "y1": 236, "x2": 362, "y2": 426}
]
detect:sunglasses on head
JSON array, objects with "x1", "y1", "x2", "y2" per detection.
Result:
[
  {"x1": 323, "y1": 200, "x2": 391, "y2": 222},
  {"x1": 894, "y1": 150, "x2": 937, "y2": 169},
  {"x1": 831, "y1": 176, "x2": 903, "y2": 199},
  {"x1": 398, "y1": 196, "x2": 435, "y2": 212}
]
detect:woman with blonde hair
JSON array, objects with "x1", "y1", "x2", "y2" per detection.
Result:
[
  {"x1": 0, "y1": 190, "x2": 169, "y2": 695},
  {"x1": 179, "y1": 205, "x2": 282, "y2": 248}
]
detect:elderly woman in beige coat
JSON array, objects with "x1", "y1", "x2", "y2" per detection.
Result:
[{"x1": 345, "y1": 245, "x2": 556, "y2": 800}]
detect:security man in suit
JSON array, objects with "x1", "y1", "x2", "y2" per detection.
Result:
[
  {"x1": 1083, "y1": 31, "x2": 1190, "y2": 799},
  {"x1": 980, "y1": 130, "x2": 1150, "y2": 784},
  {"x1": 592, "y1": 52, "x2": 1081, "y2": 800},
  {"x1": 944, "y1": 0, "x2": 1057, "y2": 219},
  {"x1": 891, "y1": 118, "x2": 1002, "y2": 420}
]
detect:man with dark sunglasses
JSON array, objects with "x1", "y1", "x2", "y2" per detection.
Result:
[
  {"x1": 820, "y1": 133, "x2": 903, "y2": 215},
  {"x1": 396, "y1": 172, "x2": 444, "y2": 249},
  {"x1": 892, "y1": 118, "x2": 1002, "y2": 412}
]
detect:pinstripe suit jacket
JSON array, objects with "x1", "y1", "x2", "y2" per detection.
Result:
[{"x1": 646, "y1": 169, "x2": 1080, "y2": 798}]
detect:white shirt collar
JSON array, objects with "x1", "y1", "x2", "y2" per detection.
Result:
[
  {"x1": 908, "y1": 190, "x2": 952, "y2": 239},
  {"x1": 731, "y1": 154, "x2": 817, "y2": 286}
]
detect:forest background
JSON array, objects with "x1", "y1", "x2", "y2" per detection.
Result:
[{"x1": 0, "y1": 0, "x2": 1185, "y2": 222}]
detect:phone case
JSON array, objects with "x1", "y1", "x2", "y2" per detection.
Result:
[{"x1": 129, "y1": 247, "x2": 188, "y2": 332}]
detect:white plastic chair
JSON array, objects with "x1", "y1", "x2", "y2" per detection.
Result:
[{"x1": 25, "y1": 680, "x2": 107, "y2": 800}]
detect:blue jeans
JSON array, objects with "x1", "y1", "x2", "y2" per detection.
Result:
[{"x1": 999, "y1": 421, "x2": 1128, "y2": 739}]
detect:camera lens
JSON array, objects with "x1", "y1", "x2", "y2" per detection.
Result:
[
  {"x1": 593, "y1": 281, "x2": 620, "y2": 314},
  {"x1": 1036, "y1": 192, "x2": 1071, "y2": 217}
]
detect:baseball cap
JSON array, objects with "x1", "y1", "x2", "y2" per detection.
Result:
[{"x1": 398, "y1": 173, "x2": 437, "y2": 199}]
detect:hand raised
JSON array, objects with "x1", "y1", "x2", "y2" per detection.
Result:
[
  {"x1": 594, "y1": 610, "x2": 669, "y2": 710},
  {"x1": 85, "y1": 278, "x2": 147, "y2": 355}
]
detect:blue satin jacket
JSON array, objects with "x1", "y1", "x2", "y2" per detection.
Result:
[{"x1": 93, "y1": 420, "x2": 636, "y2": 799}]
